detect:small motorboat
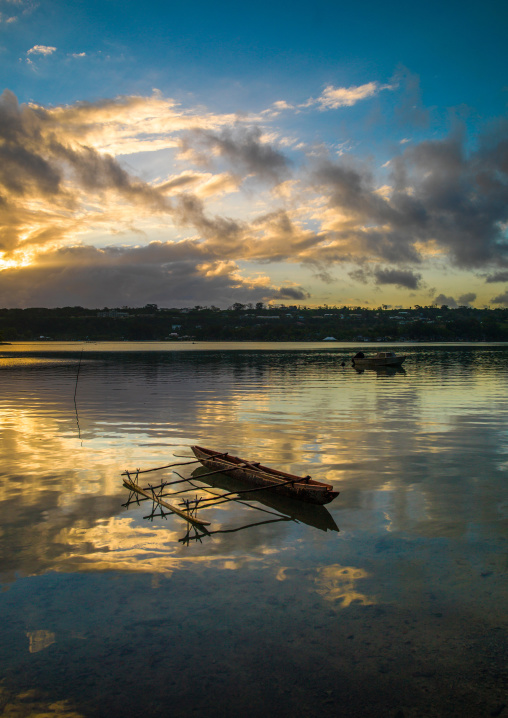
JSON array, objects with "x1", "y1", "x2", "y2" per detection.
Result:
[
  {"x1": 191, "y1": 446, "x2": 339, "y2": 505},
  {"x1": 352, "y1": 351, "x2": 406, "y2": 368}
]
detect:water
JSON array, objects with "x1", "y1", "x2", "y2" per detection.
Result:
[{"x1": 0, "y1": 343, "x2": 506, "y2": 717}]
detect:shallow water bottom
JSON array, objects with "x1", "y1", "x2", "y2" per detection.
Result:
[{"x1": 0, "y1": 564, "x2": 506, "y2": 718}]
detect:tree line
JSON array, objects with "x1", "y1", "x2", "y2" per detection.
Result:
[{"x1": 0, "y1": 304, "x2": 508, "y2": 342}]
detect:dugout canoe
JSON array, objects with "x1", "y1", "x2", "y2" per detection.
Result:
[
  {"x1": 191, "y1": 445, "x2": 339, "y2": 506},
  {"x1": 191, "y1": 465, "x2": 339, "y2": 532}
]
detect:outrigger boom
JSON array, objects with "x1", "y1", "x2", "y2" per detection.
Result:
[
  {"x1": 121, "y1": 445, "x2": 339, "y2": 530},
  {"x1": 123, "y1": 476, "x2": 211, "y2": 526}
]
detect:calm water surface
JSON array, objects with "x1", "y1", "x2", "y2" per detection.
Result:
[{"x1": 0, "y1": 342, "x2": 506, "y2": 717}]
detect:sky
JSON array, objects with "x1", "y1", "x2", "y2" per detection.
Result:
[{"x1": 0, "y1": 0, "x2": 507, "y2": 309}]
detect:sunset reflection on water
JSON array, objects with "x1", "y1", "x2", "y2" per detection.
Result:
[{"x1": 0, "y1": 343, "x2": 507, "y2": 717}]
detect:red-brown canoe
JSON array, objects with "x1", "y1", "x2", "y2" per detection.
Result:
[{"x1": 191, "y1": 445, "x2": 339, "y2": 505}]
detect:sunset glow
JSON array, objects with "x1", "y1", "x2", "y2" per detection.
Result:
[{"x1": 0, "y1": 0, "x2": 507, "y2": 308}]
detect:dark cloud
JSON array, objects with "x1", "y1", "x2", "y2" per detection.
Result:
[
  {"x1": 458, "y1": 292, "x2": 476, "y2": 306},
  {"x1": 0, "y1": 141, "x2": 61, "y2": 197},
  {"x1": 311, "y1": 268, "x2": 334, "y2": 284},
  {"x1": 313, "y1": 120, "x2": 508, "y2": 270},
  {"x1": 485, "y1": 271, "x2": 508, "y2": 283},
  {"x1": 490, "y1": 291, "x2": 508, "y2": 306},
  {"x1": 313, "y1": 159, "x2": 423, "y2": 265},
  {"x1": 51, "y1": 144, "x2": 170, "y2": 210},
  {"x1": 390, "y1": 128, "x2": 508, "y2": 267},
  {"x1": 268, "y1": 286, "x2": 310, "y2": 300},
  {"x1": 173, "y1": 193, "x2": 246, "y2": 256},
  {"x1": 0, "y1": 243, "x2": 286, "y2": 308},
  {"x1": 433, "y1": 294, "x2": 458, "y2": 308},
  {"x1": 348, "y1": 268, "x2": 369, "y2": 284},
  {"x1": 182, "y1": 126, "x2": 290, "y2": 184},
  {"x1": 431, "y1": 292, "x2": 476, "y2": 309},
  {"x1": 374, "y1": 268, "x2": 421, "y2": 289}
]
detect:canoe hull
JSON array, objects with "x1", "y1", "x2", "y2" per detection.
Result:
[{"x1": 191, "y1": 446, "x2": 339, "y2": 506}]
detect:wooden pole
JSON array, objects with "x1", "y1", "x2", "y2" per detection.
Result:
[
  {"x1": 179, "y1": 475, "x2": 301, "y2": 508},
  {"x1": 179, "y1": 475, "x2": 288, "y2": 517},
  {"x1": 180, "y1": 465, "x2": 247, "y2": 480},
  {"x1": 73, "y1": 348, "x2": 83, "y2": 402},
  {"x1": 121, "y1": 452, "x2": 229, "y2": 477}
]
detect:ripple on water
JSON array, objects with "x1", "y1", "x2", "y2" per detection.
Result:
[{"x1": 0, "y1": 344, "x2": 507, "y2": 717}]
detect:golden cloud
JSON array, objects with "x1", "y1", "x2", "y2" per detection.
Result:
[{"x1": 0, "y1": 86, "x2": 506, "y2": 306}]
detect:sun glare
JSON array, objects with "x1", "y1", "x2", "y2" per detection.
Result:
[{"x1": 0, "y1": 251, "x2": 35, "y2": 270}]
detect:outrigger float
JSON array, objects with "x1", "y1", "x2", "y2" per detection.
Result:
[{"x1": 121, "y1": 446, "x2": 339, "y2": 530}]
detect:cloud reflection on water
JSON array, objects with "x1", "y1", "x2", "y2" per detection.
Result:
[
  {"x1": 277, "y1": 564, "x2": 376, "y2": 608},
  {"x1": 0, "y1": 345, "x2": 507, "y2": 588}
]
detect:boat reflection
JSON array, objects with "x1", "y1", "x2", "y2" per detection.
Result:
[
  {"x1": 189, "y1": 465, "x2": 339, "y2": 534},
  {"x1": 353, "y1": 365, "x2": 406, "y2": 376},
  {"x1": 123, "y1": 463, "x2": 339, "y2": 544}
]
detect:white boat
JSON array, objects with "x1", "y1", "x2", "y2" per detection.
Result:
[{"x1": 351, "y1": 351, "x2": 406, "y2": 367}]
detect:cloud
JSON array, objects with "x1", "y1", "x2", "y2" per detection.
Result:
[
  {"x1": 0, "y1": 89, "x2": 181, "y2": 254},
  {"x1": 490, "y1": 291, "x2": 508, "y2": 306},
  {"x1": 374, "y1": 268, "x2": 422, "y2": 289},
  {"x1": 0, "y1": 89, "x2": 313, "y2": 271},
  {"x1": 348, "y1": 268, "x2": 369, "y2": 284},
  {"x1": 1, "y1": 86, "x2": 508, "y2": 309},
  {"x1": 431, "y1": 293, "x2": 477, "y2": 308},
  {"x1": 268, "y1": 285, "x2": 310, "y2": 300},
  {"x1": 1, "y1": 0, "x2": 36, "y2": 24},
  {"x1": 0, "y1": 12, "x2": 17, "y2": 23},
  {"x1": 270, "y1": 100, "x2": 294, "y2": 114},
  {"x1": 157, "y1": 171, "x2": 239, "y2": 199},
  {"x1": 0, "y1": 243, "x2": 296, "y2": 307},
  {"x1": 27, "y1": 45, "x2": 56, "y2": 56},
  {"x1": 458, "y1": 292, "x2": 476, "y2": 306},
  {"x1": 193, "y1": 173, "x2": 240, "y2": 198},
  {"x1": 268, "y1": 80, "x2": 394, "y2": 115},
  {"x1": 180, "y1": 126, "x2": 290, "y2": 184},
  {"x1": 43, "y1": 92, "x2": 245, "y2": 156},
  {"x1": 313, "y1": 82, "x2": 393, "y2": 110},
  {"x1": 433, "y1": 294, "x2": 459, "y2": 308},
  {"x1": 0, "y1": 0, "x2": 36, "y2": 25},
  {"x1": 312, "y1": 120, "x2": 508, "y2": 269},
  {"x1": 485, "y1": 271, "x2": 508, "y2": 283}
]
